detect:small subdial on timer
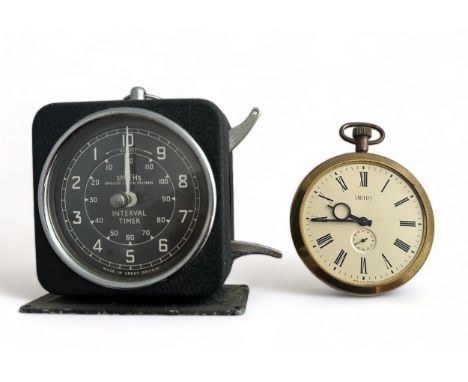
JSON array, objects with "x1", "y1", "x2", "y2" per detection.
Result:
[
  {"x1": 84, "y1": 151, "x2": 175, "y2": 245},
  {"x1": 351, "y1": 229, "x2": 376, "y2": 252}
]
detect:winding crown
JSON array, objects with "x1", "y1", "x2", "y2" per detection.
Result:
[{"x1": 352, "y1": 125, "x2": 372, "y2": 139}]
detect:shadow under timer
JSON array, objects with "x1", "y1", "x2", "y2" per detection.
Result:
[{"x1": 23, "y1": 87, "x2": 282, "y2": 315}]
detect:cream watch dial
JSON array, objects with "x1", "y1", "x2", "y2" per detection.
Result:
[{"x1": 300, "y1": 162, "x2": 424, "y2": 286}]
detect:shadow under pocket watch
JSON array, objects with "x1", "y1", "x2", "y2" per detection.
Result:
[
  {"x1": 290, "y1": 123, "x2": 434, "y2": 295},
  {"x1": 33, "y1": 86, "x2": 281, "y2": 299}
]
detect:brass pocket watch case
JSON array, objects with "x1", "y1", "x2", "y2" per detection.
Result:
[{"x1": 290, "y1": 123, "x2": 434, "y2": 295}]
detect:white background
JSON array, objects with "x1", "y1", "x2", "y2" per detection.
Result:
[{"x1": 1, "y1": 1, "x2": 467, "y2": 380}]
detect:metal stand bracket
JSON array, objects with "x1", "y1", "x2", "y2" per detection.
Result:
[{"x1": 19, "y1": 285, "x2": 249, "y2": 316}]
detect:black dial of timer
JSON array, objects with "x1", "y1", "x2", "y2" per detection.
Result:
[
  {"x1": 33, "y1": 87, "x2": 282, "y2": 298},
  {"x1": 40, "y1": 109, "x2": 215, "y2": 289}
]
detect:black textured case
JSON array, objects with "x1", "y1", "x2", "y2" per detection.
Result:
[{"x1": 32, "y1": 99, "x2": 235, "y2": 297}]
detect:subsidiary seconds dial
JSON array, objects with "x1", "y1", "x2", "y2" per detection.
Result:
[{"x1": 40, "y1": 108, "x2": 215, "y2": 289}]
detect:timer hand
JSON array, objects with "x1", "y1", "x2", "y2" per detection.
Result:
[
  {"x1": 124, "y1": 126, "x2": 131, "y2": 194},
  {"x1": 327, "y1": 203, "x2": 372, "y2": 227},
  {"x1": 110, "y1": 126, "x2": 137, "y2": 209}
]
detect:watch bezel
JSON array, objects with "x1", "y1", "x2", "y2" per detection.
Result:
[{"x1": 38, "y1": 107, "x2": 217, "y2": 290}]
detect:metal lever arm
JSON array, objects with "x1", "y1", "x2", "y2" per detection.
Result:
[
  {"x1": 229, "y1": 108, "x2": 260, "y2": 151},
  {"x1": 231, "y1": 241, "x2": 282, "y2": 260}
]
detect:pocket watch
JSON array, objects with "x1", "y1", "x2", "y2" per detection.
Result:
[
  {"x1": 290, "y1": 123, "x2": 434, "y2": 295},
  {"x1": 33, "y1": 86, "x2": 281, "y2": 298}
]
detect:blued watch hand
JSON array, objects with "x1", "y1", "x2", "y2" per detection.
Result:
[
  {"x1": 309, "y1": 216, "x2": 356, "y2": 223},
  {"x1": 354, "y1": 238, "x2": 368, "y2": 245},
  {"x1": 327, "y1": 202, "x2": 372, "y2": 226}
]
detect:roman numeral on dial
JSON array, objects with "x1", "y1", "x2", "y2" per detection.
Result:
[
  {"x1": 316, "y1": 233, "x2": 334, "y2": 249},
  {"x1": 381, "y1": 179, "x2": 390, "y2": 192},
  {"x1": 334, "y1": 250, "x2": 348, "y2": 267},
  {"x1": 335, "y1": 176, "x2": 348, "y2": 191},
  {"x1": 359, "y1": 171, "x2": 368, "y2": 187},
  {"x1": 360, "y1": 257, "x2": 367, "y2": 274},
  {"x1": 318, "y1": 192, "x2": 334, "y2": 203},
  {"x1": 400, "y1": 220, "x2": 416, "y2": 227},
  {"x1": 394, "y1": 238, "x2": 411, "y2": 252},
  {"x1": 382, "y1": 253, "x2": 393, "y2": 269},
  {"x1": 394, "y1": 197, "x2": 409, "y2": 207}
]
